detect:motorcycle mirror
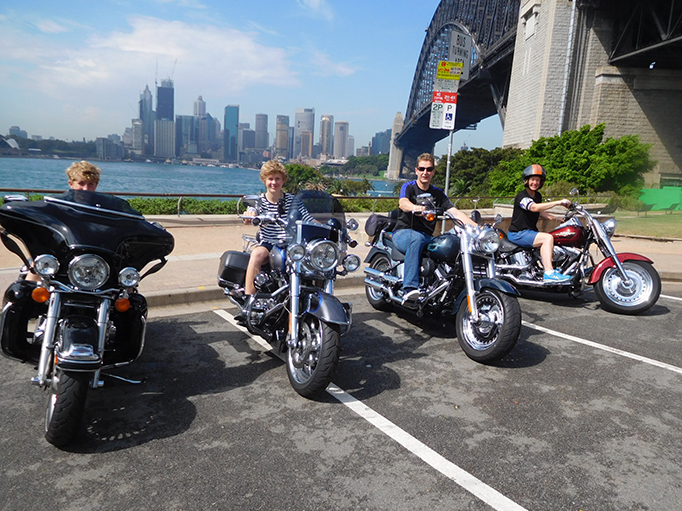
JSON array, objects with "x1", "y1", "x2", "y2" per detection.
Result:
[
  {"x1": 239, "y1": 195, "x2": 260, "y2": 214},
  {"x1": 0, "y1": 231, "x2": 31, "y2": 267},
  {"x1": 470, "y1": 210, "x2": 482, "y2": 224},
  {"x1": 569, "y1": 188, "x2": 579, "y2": 197},
  {"x1": 493, "y1": 213, "x2": 502, "y2": 226},
  {"x1": 346, "y1": 218, "x2": 359, "y2": 232}
]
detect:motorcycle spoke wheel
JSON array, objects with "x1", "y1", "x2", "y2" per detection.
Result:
[
  {"x1": 45, "y1": 369, "x2": 90, "y2": 447},
  {"x1": 594, "y1": 260, "x2": 661, "y2": 315},
  {"x1": 365, "y1": 254, "x2": 393, "y2": 311},
  {"x1": 456, "y1": 289, "x2": 521, "y2": 363},
  {"x1": 286, "y1": 315, "x2": 340, "y2": 399}
]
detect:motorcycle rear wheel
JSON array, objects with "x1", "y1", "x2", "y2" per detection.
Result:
[
  {"x1": 45, "y1": 369, "x2": 90, "y2": 447},
  {"x1": 456, "y1": 289, "x2": 521, "y2": 363},
  {"x1": 594, "y1": 260, "x2": 661, "y2": 315},
  {"x1": 286, "y1": 314, "x2": 340, "y2": 398},
  {"x1": 365, "y1": 254, "x2": 393, "y2": 311}
]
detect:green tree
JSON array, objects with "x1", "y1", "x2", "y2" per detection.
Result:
[
  {"x1": 488, "y1": 124, "x2": 653, "y2": 198},
  {"x1": 284, "y1": 163, "x2": 324, "y2": 194},
  {"x1": 433, "y1": 146, "x2": 522, "y2": 196}
]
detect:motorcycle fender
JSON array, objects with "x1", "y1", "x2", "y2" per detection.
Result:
[
  {"x1": 588, "y1": 253, "x2": 654, "y2": 284},
  {"x1": 452, "y1": 278, "x2": 520, "y2": 315},
  {"x1": 364, "y1": 246, "x2": 387, "y2": 264},
  {"x1": 0, "y1": 279, "x2": 47, "y2": 363},
  {"x1": 56, "y1": 315, "x2": 101, "y2": 371},
  {"x1": 303, "y1": 289, "x2": 352, "y2": 331}
]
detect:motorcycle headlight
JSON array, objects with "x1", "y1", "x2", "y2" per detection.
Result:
[
  {"x1": 602, "y1": 218, "x2": 617, "y2": 239},
  {"x1": 288, "y1": 244, "x2": 306, "y2": 262},
  {"x1": 309, "y1": 240, "x2": 340, "y2": 272},
  {"x1": 118, "y1": 267, "x2": 141, "y2": 288},
  {"x1": 34, "y1": 254, "x2": 59, "y2": 277},
  {"x1": 68, "y1": 254, "x2": 110, "y2": 290},
  {"x1": 343, "y1": 254, "x2": 361, "y2": 273},
  {"x1": 477, "y1": 228, "x2": 501, "y2": 254}
]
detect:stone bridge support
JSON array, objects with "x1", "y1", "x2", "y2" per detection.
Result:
[{"x1": 503, "y1": 0, "x2": 682, "y2": 186}]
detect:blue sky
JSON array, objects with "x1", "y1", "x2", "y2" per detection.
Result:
[{"x1": 0, "y1": 0, "x2": 503, "y2": 155}]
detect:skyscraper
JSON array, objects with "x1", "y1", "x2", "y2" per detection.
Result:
[
  {"x1": 293, "y1": 108, "x2": 315, "y2": 158},
  {"x1": 319, "y1": 115, "x2": 334, "y2": 156},
  {"x1": 154, "y1": 119, "x2": 175, "y2": 158},
  {"x1": 333, "y1": 121, "x2": 349, "y2": 158},
  {"x1": 275, "y1": 115, "x2": 290, "y2": 159},
  {"x1": 139, "y1": 85, "x2": 155, "y2": 154},
  {"x1": 300, "y1": 130, "x2": 313, "y2": 158},
  {"x1": 255, "y1": 113, "x2": 269, "y2": 150},
  {"x1": 131, "y1": 119, "x2": 144, "y2": 152},
  {"x1": 176, "y1": 115, "x2": 196, "y2": 157},
  {"x1": 156, "y1": 79, "x2": 174, "y2": 120},
  {"x1": 223, "y1": 105, "x2": 239, "y2": 161},
  {"x1": 194, "y1": 96, "x2": 206, "y2": 117}
]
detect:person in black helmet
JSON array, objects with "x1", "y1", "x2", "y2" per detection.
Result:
[{"x1": 508, "y1": 164, "x2": 572, "y2": 282}]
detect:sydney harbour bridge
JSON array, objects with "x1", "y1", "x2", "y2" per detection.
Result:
[{"x1": 389, "y1": 0, "x2": 682, "y2": 186}]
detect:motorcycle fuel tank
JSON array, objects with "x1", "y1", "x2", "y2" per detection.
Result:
[
  {"x1": 551, "y1": 224, "x2": 584, "y2": 247},
  {"x1": 426, "y1": 233, "x2": 460, "y2": 262}
]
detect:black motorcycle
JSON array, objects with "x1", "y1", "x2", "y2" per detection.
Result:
[
  {"x1": 363, "y1": 195, "x2": 522, "y2": 363},
  {"x1": 0, "y1": 191, "x2": 174, "y2": 446},
  {"x1": 218, "y1": 190, "x2": 361, "y2": 398}
]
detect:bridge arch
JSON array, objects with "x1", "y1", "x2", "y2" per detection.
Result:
[{"x1": 394, "y1": 0, "x2": 520, "y2": 168}]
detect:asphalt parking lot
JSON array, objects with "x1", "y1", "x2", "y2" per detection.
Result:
[{"x1": 2, "y1": 283, "x2": 682, "y2": 511}]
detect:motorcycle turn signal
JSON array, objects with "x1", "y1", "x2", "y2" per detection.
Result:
[{"x1": 31, "y1": 287, "x2": 50, "y2": 303}]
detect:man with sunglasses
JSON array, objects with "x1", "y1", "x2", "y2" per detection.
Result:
[{"x1": 392, "y1": 153, "x2": 476, "y2": 302}]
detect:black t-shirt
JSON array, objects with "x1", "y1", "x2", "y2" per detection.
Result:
[
  {"x1": 395, "y1": 181, "x2": 453, "y2": 235},
  {"x1": 509, "y1": 188, "x2": 541, "y2": 232}
]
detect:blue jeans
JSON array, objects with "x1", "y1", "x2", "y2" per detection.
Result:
[{"x1": 392, "y1": 229, "x2": 433, "y2": 291}]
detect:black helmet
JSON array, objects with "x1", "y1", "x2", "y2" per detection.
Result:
[{"x1": 522, "y1": 164, "x2": 546, "y2": 188}]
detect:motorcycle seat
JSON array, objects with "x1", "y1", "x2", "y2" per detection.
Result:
[{"x1": 498, "y1": 236, "x2": 523, "y2": 254}]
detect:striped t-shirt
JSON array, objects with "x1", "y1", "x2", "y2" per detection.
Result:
[{"x1": 255, "y1": 193, "x2": 315, "y2": 244}]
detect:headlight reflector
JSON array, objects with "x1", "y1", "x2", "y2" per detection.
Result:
[
  {"x1": 34, "y1": 254, "x2": 59, "y2": 277},
  {"x1": 343, "y1": 254, "x2": 361, "y2": 273},
  {"x1": 288, "y1": 244, "x2": 306, "y2": 262},
  {"x1": 68, "y1": 254, "x2": 109, "y2": 290},
  {"x1": 118, "y1": 267, "x2": 141, "y2": 288},
  {"x1": 602, "y1": 218, "x2": 617, "y2": 238},
  {"x1": 309, "y1": 240, "x2": 339, "y2": 272},
  {"x1": 477, "y1": 228, "x2": 501, "y2": 254}
]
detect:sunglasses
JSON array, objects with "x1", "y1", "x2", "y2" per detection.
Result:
[{"x1": 417, "y1": 166, "x2": 435, "y2": 173}]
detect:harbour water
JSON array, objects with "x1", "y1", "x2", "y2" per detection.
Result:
[{"x1": 0, "y1": 157, "x2": 397, "y2": 197}]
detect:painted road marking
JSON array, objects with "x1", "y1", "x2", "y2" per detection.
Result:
[
  {"x1": 523, "y1": 320, "x2": 682, "y2": 375},
  {"x1": 213, "y1": 309, "x2": 528, "y2": 511}
]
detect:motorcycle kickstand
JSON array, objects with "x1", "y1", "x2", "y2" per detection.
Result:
[{"x1": 101, "y1": 372, "x2": 146, "y2": 385}]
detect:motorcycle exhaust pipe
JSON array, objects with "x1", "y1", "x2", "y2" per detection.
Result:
[{"x1": 364, "y1": 267, "x2": 400, "y2": 285}]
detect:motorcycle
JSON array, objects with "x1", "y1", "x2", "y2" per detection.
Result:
[
  {"x1": 218, "y1": 190, "x2": 361, "y2": 398},
  {"x1": 493, "y1": 189, "x2": 661, "y2": 314},
  {"x1": 0, "y1": 190, "x2": 174, "y2": 446},
  {"x1": 363, "y1": 195, "x2": 522, "y2": 363}
]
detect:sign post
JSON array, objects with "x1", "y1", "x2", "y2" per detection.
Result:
[{"x1": 429, "y1": 60, "x2": 463, "y2": 230}]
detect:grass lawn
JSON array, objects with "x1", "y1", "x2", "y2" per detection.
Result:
[{"x1": 612, "y1": 211, "x2": 682, "y2": 239}]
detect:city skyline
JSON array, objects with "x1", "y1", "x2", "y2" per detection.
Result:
[{"x1": 0, "y1": 0, "x2": 503, "y2": 155}]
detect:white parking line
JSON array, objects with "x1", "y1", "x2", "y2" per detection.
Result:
[
  {"x1": 213, "y1": 309, "x2": 528, "y2": 511},
  {"x1": 661, "y1": 294, "x2": 682, "y2": 302},
  {"x1": 523, "y1": 320, "x2": 682, "y2": 375}
]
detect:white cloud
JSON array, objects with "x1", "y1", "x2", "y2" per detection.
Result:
[
  {"x1": 297, "y1": 0, "x2": 334, "y2": 21},
  {"x1": 310, "y1": 50, "x2": 357, "y2": 77},
  {"x1": 34, "y1": 19, "x2": 69, "y2": 34}
]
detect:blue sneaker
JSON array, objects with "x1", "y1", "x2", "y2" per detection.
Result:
[{"x1": 543, "y1": 270, "x2": 571, "y2": 282}]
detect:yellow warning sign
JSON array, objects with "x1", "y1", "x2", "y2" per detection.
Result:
[{"x1": 436, "y1": 61, "x2": 463, "y2": 80}]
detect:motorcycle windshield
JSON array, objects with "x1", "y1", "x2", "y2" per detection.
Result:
[
  {"x1": 0, "y1": 190, "x2": 174, "y2": 270},
  {"x1": 285, "y1": 190, "x2": 346, "y2": 245}
]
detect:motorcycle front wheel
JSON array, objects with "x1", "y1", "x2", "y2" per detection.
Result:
[
  {"x1": 593, "y1": 260, "x2": 661, "y2": 315},
  {"x1": 286, "y1": 314, "x2": 340, "y2": 398},
  {"x1": 45, "y1": 368, "x2": 90, "y2": 447},
  {"x1": 456, "y1": 289, "x2": 521, "y2": 363}
]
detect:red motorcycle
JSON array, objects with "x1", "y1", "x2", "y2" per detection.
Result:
[{"x1": 493, "y1": 190, "x2": 661, "y2": 315}]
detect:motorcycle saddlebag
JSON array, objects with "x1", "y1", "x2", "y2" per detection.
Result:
[
  {"x1": 218, "y1": 251, "x2": 250, "y2": 289},
  {"x1": 365, "y1": 210, "x2": 399, "y2": 238}
]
